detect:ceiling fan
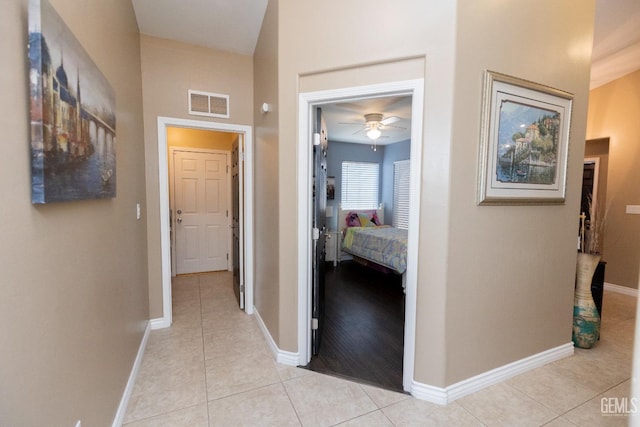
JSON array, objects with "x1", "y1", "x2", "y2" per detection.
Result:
[
  {"x1": 341, "y1": 113, "x2": 405, "y2": 140},
  {"x1": 339, "y1": 113, "x2": 405, "y2": 151}
]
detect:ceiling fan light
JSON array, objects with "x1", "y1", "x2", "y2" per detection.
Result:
[{"x1": 366, "y1": 127, "x2": 381, "y2": 140}]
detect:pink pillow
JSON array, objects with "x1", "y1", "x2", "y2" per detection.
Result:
[
  {"x1": 370, "y1": 212, "x2": 381, "y2": 226},
  {"x1": 345, "y1": 212, "x2": 361, "y2": 227}
]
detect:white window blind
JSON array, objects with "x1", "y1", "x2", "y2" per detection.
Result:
[
  {"x1": 341, "y1": 161, "x2": 379, "y2": 210},
  {"x1": 393, "y1": 160, "x2": 411, "y2": 229}
]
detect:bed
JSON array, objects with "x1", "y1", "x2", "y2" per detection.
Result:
[{"x1": 338, "y1": 205, "x2": 408, "y2": 288}]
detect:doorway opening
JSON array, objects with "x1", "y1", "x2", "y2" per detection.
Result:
[
  {"x1": 156, "y1": 117, "x2": 254, "y2": 329},
  {"x1": 297, "y1": 80, "x2": 424, "y2": 392},
  {"x1": 582, "y1": 137, "x2": 609, "y2": 222}
]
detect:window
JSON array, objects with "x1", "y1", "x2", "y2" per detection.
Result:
[
  {"x1": 393, "y1": 160, "x2": 410, "y2": 229},
  {"x1": 341, "y1": 161, "x2": 379, "y2": 210}
]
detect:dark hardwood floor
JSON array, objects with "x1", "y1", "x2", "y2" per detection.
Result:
[{"x1": 306, "y1": 260, "x2": 406, "y2": 392}]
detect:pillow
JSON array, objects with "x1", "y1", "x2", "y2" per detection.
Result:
[
  {"x1": 345, "y1": 212, "x2": 361, "y2": 227},
  {"x1": 370, "y1": 212, "x2": 381, "y2": 226},
  {"x1": 358, "y1": 213, "x2": 375, "y2": 227}
]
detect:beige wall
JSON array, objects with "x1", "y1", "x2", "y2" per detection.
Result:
[
  {"x1": 265, "y1": 0, "x2": 595, "y2": 388},
  {"x1": 586, "y1": 70, "x2": 640, "y2": 289},
  {"x1": 445, "y1": 0, "x2": 595, "y2": 385},
  {"x1": 0, "y1": 0, "x2": 148, "y2": 425},
  {"x1": 276, "y1": 0, "x2": 458, "y2": 380},
  {"x1": 140, "y1": 35, "x2": 253, "y2": 318},
  {"x1": 167, "y1": 127, "x2": 235, "y2": 151},
  {"x1": 253, "y1": 0, "x2": 280, "y2": 339}
]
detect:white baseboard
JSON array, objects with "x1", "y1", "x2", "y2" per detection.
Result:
[
  {"x1": 411, "y1": 342, "x2": 574, "y2": 405},
  {"x1": 605, "y1": 282, "x2": 639, "y2": 297},
  {"x1": 410, "y1": 381, "x2": 449, "y2": 405},
  {"x1": 150, "y1": 317, "x2": 170, "y2": 330},
  {"x1": 112, "y1": 321, "x2": 151, "y2": 427},
  {"x1": 253, "y1": 306, "x2": 300, "y2": 366}
]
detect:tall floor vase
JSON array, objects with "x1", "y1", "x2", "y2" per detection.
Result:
[{"x1": 573, "y1": 252, "x2": 601, "y2": 349}]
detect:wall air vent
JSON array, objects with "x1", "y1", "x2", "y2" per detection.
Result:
[{"x1": 188, "y1": 90, "x2": 230, "y2": 119}]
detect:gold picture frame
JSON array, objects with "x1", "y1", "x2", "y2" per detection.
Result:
[{"x1": 477, "y1": 71, "x2": 573, "y2": 205}]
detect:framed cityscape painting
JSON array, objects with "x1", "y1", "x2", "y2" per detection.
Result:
[
  {"x1": 477, "y1": 71, "x2": 573, "y2": 205},
  {"x1": 28, "y1": 0, "x2": 116, "y2": 203}
]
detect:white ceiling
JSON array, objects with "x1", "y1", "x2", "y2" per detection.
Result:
[
  {"x1": 131, "y1": 0, "x2": 268, "y2": 55},
  {"x1": 321, "y1": 96, "x2": 413, "y2": 145},
  {"x1": 591, "y1": 0, "x2": 640, "y2": 89},
  {"x1": 132, "y1": 0, "x2": 640, "y2": 143}
]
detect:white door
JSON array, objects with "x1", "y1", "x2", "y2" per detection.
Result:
[
  {"x1": 312, "y1": 107, "x2": 328, "y2": 355},
  {"x1": 174, "y1": 150, "x2": 229, "y2": 274},
  {"x1": 231, "y1": 137, "x2": 244, "y2": 309}
]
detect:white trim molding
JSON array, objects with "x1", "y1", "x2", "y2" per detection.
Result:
[
  {"x1": 297, "y1": 79, "x2": 424, "y2": 393},
  {"x1": 605, "y1": 282, "x2": 639, "y2": 297},
  {"x1": 155, "y1": 116, "x2": 255, "y2": 329},
  {"x1": 254, "y1": 307, "x2": 300, "y2": 366},
  {"x1": 149, "y1": 317, "x2": 169, "y2": 330},
  {"x1": 583, "y1": 157, "x2": 600, "y2": 211},
  {"x1": 112, "y1": 321, "x2": 151, "y2": 427},
  {"x1": 411, "y1": 343, "x2": 574, "y2": 405}
]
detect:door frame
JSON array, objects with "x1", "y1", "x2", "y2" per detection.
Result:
[
  {"x1": 169, "y1": 147, "x2": 232, "y2": 274},
  {"x1": 157, "y1": 116, "x2": 254, "y2": 328},
  {"x1": 297, "y1": 79, "x2": 424, "y2": 392},
  {"x1": 583, "y1": 157, "x2": 600, "y2": 211}
]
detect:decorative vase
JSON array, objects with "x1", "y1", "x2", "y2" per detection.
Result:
[{"x1": 573, "y1": 252, "x2": 601, "y2": 349}]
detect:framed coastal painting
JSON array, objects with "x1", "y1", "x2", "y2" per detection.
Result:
[
  {"x1": 477, "y1": 71, "x2": 573, "y2": 205},
  {"x1": 28, "y1": 0, "x2": 116, "y2": 203}
]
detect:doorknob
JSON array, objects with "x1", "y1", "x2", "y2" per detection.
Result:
[{"x1": 177, "y1": 218, "x2": 182, "y2": 224}]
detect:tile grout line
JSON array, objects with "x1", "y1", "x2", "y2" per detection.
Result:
[
  {"x1": 123, "y1": 403, "x2": 206, "y2": 426},
  {"x1": 447, "y1": 401, "x2": 487, "y2": 427},
  {"x1": 505, "y1": 368, "x2": 604, "y2": 419},
  {"x1": 551, "y1": 377, "x2": 633, "y2": 423},
  {"x1": 540, "y1": 414, "x2": 579, "y2": 426},
  {"x1": 280, "y1": 377, "x2": 306, "y2": 426},
  {"x1": 198, "y1": 275, "x2": 213, "y2": 425},
  {"x1": 517, "y1": 349, "x2": 633, "y2": 422},
  {"x1": 363, "y1": 385, "x2": 404, "y2": 424},
  {"x1": 327, "y1": 408, "x2": 393, "y2": 427}
]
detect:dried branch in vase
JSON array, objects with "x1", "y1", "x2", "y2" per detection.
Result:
[{"x1": 579, "y1": 194, "x2": 607, "y2": 255}]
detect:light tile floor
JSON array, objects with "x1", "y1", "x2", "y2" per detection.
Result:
[{"x1": 123, "y1": 272, "x2": 637, "y2": 426}]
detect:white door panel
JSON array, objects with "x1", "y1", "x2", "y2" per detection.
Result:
[{"x1": 175, "y1": 150, "x2": 229, "y2": 274}]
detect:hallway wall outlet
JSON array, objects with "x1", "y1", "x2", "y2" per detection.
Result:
[
  {"x1": 136, "y1": 202, "x2": 141, "y2": 220},
  {"x1": 626, "y1": 205, "x2": 640, "y2": 214}
]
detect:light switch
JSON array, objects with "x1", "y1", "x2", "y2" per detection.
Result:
[
  {"x1": 136, "y1": 203, "x2": 141, "y2": 220},
  {"x1": 626, "y1": 205, "x2": 640, "y2": 214}
]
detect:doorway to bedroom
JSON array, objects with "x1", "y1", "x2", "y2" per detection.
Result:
[{"x1": 297, "y1": 79, "x2": 424, "y2": 393}]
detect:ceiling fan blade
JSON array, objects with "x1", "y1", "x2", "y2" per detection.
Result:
[
  {"x1": 382, "y1": 124, "x2": 406, "y2": 130},
  {"x1": 352, "y1": 128, "x2": 365, "y2": 135},
  {"x1": 381, "y1": 116, "x2": 400, "y2": 125}
]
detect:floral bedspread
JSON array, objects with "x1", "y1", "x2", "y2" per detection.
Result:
[{"x1": 342, "y1": 226, "x2": 408, "y2": 274}]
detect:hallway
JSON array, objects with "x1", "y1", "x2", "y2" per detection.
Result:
[{"x1": 123, "y1": 272, "x2": 635, "y2": 426}]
